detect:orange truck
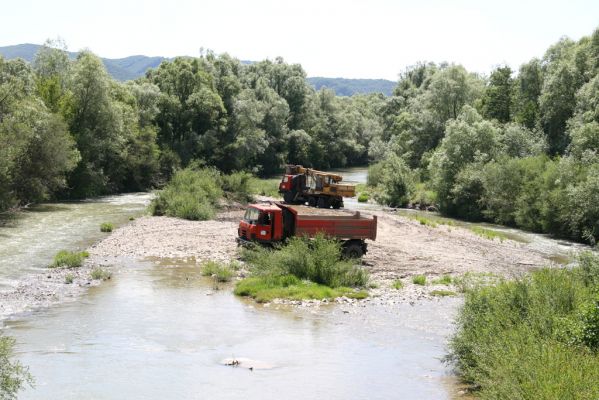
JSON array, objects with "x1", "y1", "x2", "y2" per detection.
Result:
[{"x1": 237, "y1": 202, "x2": 377, "y2": 258}]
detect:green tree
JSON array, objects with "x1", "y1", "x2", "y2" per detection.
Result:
[{"x1": 482, "y1": 66, "x2": 513, "y2": 123}]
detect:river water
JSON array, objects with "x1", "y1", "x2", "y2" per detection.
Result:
[{"x1": 0, "y1": 168, "x2": 591, "y2": 399}]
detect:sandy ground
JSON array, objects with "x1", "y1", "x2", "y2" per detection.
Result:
[{"x1": 1, "y1": 206, "x2": 552, "y2": 320}]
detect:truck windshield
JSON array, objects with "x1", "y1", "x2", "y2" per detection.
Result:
[{"x1": 243, "y1": 208, "x2": 261, "y2": 223}]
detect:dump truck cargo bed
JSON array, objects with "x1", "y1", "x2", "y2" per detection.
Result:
[{"x1": 278, "y1": 203, "x2": 377, "y2": 241}]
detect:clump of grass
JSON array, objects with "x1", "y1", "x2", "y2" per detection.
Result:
[
  {"x1": 249, "y1": 177, "x2": 281, "y2": 198},
  {"x1": 469, "y1": 226, "x2": 508, "y2": 242},
  {"x1": 236, "y1": 234, "x2": 369, "y2": 302},
  {"x1": 129, "y1": 217, "x2": 135, "y2": 221},
  {"x1": 50, "y1": 250, "x2": 89, "y2": 268},
  {"x1": 90, "y1": 268, "x2": 111, "y2": 281},
  {"x1": 430, "y1": 289, "x2": 456, "y2": 297},
  {"x1": 447, "y1": 252, "x2": 599, "y2": 399},
  {"x1": 453, "y1": 272, "x2": 503, "y2": 293},
  {"x1": 100, "y1": 222, "x2": 113, "y2": 232},
  {"x1": 392, "y1": 280, "x2": 404, "y2": 289},
  {"x1": 220, "y1": 171, "x2": 253, "y2": 202},
  {"x1": 357, "y1": 193, "x2": 369, "y2": 202},
  {"x1": 201, "y1": 261, "x2": 234, "y2": 282},
  {"x1": 368, "y1": 282, "x2": 379, "y2": 289},
  {"x1": 64, "y1": 274, "x2": 74, "y2": 284},
  {"x1": 432, "y1": 275, "x2": 453, "y2": 285},
  {"x1": 234, "y1": 275, "x2": 367, "y2": 303},
  {"x1": 412, "y1": 275, "x2": 426, "y2": 285}
]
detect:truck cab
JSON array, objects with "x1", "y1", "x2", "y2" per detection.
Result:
[{"x1": 237, "y1": 204, "x2": 283, "y2": 244}]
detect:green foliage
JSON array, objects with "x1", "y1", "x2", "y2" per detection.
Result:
[
  {"x1": 50, "y1": 250, "x2": 89, "y2": 268},
  {"x1": 241, "y1": 234, "x2": 368, "y2": 288},
  {"x1": 100, "y1": 222, "x2": 113, "y2": 232},
  {"x1": 357, "y1": 193, "x2": 369, "y2": 202},
  {"x1": 64, "y1": 273, "x2": 74, "y2": 284},
  {"x1": 432, "y1": 275, "x2": 453, "y2": 285},
  {"x1": 370, "y1": 154, "x2": 415, "y2": 207},
  {"x1": 236, "y1": 234, "x2": 368, "y2": 302},
  {"x1": 150, "y1": 168, "x2": 223, "y2": 220},
  {"x1": 249, "y1": 177, "x2": 280, "y2": 198},
  {"x1": 0, "y1": 335, "x2": 33, "y2": 399},
  {"x1": 392, "y1": 280, "x2": 404, "y2": 290},
  {"x1": 201, "y1": 260, "x2": 234, "y2": 282},
  {"x1": 430, "y1": 290, "x2": 456, "y2": 297},
  {"x1": 412, "y1": 275, "x2": 426, "y2": 285},
  {"x1": 448, "y1": 254, "x2": 599, "y2": 399},
  {"x1": 482, "y1": 66, "x2": 513, "y2": 123},
  {"x1": 469, "y1": 227, "x2": 508, "y2": 242},
  {"x1": 219, "y1": 171, "x2": 252, "y2": 202},
  {"x1": 90, "y1": 268, "x2": 111, "y2": 280},
  {"x1": 234, "y1": 275, "x2": 367, "y2": 303}
]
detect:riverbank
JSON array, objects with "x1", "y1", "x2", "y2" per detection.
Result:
[{"x1": 0, "y1": 205, "x2": 563, "y2": 321}]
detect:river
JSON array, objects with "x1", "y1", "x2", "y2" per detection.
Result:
[{"x1": 0, "y1": 168, "x2": 591, "y2": 399}]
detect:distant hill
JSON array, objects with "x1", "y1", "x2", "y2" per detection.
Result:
[
  {"x1": 307, "y1": 77, "x2": 395, "y2": 96},
  {"x1": 0, "y1": 43, "x2": 167, "y2": 81},
  {"x1": 0, "y1": 44, "x2": 396, "y2": 95}
]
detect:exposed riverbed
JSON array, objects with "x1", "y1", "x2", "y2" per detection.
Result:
[{"x1": 0, "y1": 167, "x2": 594, "y2": 399}]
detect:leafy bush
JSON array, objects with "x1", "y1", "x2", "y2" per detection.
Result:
[
  {"x1": 100, "y1": 222, "x2": 113, "y2": 232},
  {"x1": 412, "y1": 275, "x2": 426, "y2": 285},
  {"x1": 50, "y1": 250, "x2": 89, "y2": 268},
  {"x1": 249, "y1": 177, "x2": 281, "y2": 198},
  {"x1": 220, "y1": 171, "x2": 252, "y2": 202},
  {"x1": 357, "y1": 193, "x2": 369, "y2": 202},
  {"x1": 150, "y1": 168, "x2": 223, "y2": 220},
  {"x1": 371, "y1": 154, "x2": 416, "y2": 207},
  {"x1": 432, "y1": 275, "x2": 453, "y2": 285},
  {"x1": 0, "y1": 335, "x2": 33, "y2": 399},
  {"x1": 447, "y1": 253, "x2": 599, "y2": 399},
  {"x1": 201, "y1": 261, "x2": 234, "y2": 282}
]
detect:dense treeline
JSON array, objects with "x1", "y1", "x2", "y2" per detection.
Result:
[
  {"x1": 0, "y1": 40, "x2": 382, "y2": 211},
  {"x1": 370, "y1": 26, "x2": 599, "y2": 244},
  {"x1": 2, "y1": 27, "x2": 599, "y2": 244}
]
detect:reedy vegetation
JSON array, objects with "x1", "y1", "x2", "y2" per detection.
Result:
[{"x1": 448, "y1": 252, "x2": 599, "y2": 399}]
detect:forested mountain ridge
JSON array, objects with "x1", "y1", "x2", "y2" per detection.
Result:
[
  {"x1": 1, "y1": 26, "x2": 599, "y2": 244},
  {"x1": 0, "y1": 44, "x2": 394, "y2": 95},
  {"x1": 0, "y1": 43, "x2": 168, "y2": 81}
]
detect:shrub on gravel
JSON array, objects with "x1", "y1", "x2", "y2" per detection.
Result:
[
  {"x1": 100, "y1": 222, "x2": 113, "y2": 232},
  {"x1": 447, "y1": 252, "x2": 599, "y2": 399},
  {"x1": 50, "y1": 250, "x2": 89, "y2": 268},
  {"x1": 90, "y1": 268, "x2": 111, "y2": 280},
  {"x1": 236, "y1": 234, "x2": 369, "y2": 301},
  {"x1": 412, "y1": 275, "x2": 426, "y2": 285}
]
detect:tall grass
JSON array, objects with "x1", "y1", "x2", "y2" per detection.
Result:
[
  {"x1": 447, "y1": 252, "x2": 599, "y2": 399},
  {"x1": 49, "y1": 250, "x2": 89, "y2": 268},
  {"x1": 236, "y1": 234, "x2": 369, "y2": 301}
]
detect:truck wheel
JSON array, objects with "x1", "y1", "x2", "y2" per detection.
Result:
[
  {"x1": 284, "y1": 192, "x2": 296, "y2": 204},
  {"x1": 332, "y1": 200, "x2": 341, "y2": 209},
  {"x1": 308, "y1": 197, "x2": 317, "y2": 207},
  {"x1": 317, "y1": 197, "x2": 329, "y2": 208},
  {"x1": 343, "y1": 242, "x2": 363, "y2": 259}
]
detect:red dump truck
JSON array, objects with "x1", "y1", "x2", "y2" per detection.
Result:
[{"x1": 237, "y1": 202, "x2": 377, "y2": 257}]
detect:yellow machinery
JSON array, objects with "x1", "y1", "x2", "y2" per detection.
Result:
[{"x1": 278, "y1": 165, "x2": 356, "y2": 209}]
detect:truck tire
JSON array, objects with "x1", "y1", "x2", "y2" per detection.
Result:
[
  {"x1": 317, "y1": 197, "x2": 329, "y2": 209},
  {"x1": 342, "y1": 242, "x2": 363, "y2": 259},
  {"x1": 284, "y1": 192, "x2": 296, "y2": 204},
  {"x1": 308, "y1": 197, "x2": 317, "y2": 207},
  {"x1": 332, "y1": 199, "x2": 341, "y2": 209}
]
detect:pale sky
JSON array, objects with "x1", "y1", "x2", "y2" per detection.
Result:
[{"x1": 2, "y1": 0, "x2": 598, "y2": 80}]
